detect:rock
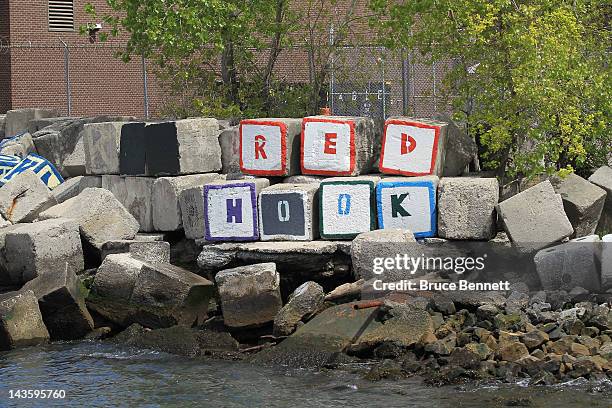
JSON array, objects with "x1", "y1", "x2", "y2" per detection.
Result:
[
  {"x1": 448, "y1": 347, "x2": 482, "y2": 369},
  {"x1": 99, "y1": 240, "x2": 170, "y2": 263},
  {"x1": 425, "y1": 333, "x2": 457, "y2": 356},
  {"x1": 39, "y1": 188, "x2": 140, "y2": 250},
  {"x1": 505, "y1": 291, "x2": 529, "y2": 314},
  {"x1": 603, "y1": 234, "x2": 612, "y2": 290},
  {"x1": 145, "y1": 118, "x2": 222, "y2": 176},
  {"x1": 4, "y1": 218, "x2": 83, "y2": 285},
  {"x1": 0, "y1": 214, "x2": 9, "y2": 228},
  {"x1": 21, "y1": 268, "x2": 94, "y2": 340},
  {"x1": 83, "y1": 122, "x2": 126, "y2": 175},
  {"x1": 27, "y1": 116, "x2": 76, "y2": 135},
  {"x1": 273, "y1": 281, "x2": 324, "y2": 336},
  {"x1": 101, "y1": 175, "x2": 155, "y2": 232},
  {"x1": 570, "y1": 342, "x2": 591, "y2": 357},
  {"x1": 0, "y1": 290, "x2": 50, "y2": 350},
  {"x1": 437, "y1": 177, "x2": 499, "y2": 240},
  {"x1": 0, "y1": 170, "x2": 56, "y2": 223},
  {"x1": 215, "y1": 263, "x2": 282, "y2": 328},
  {"x1": 498, "y1": 341, "x2": 529, "y2": 362},
  {"x1": 521, "y1": 330, "x2": 549, "y2": 349},
  {"x1": 90, "y1": 254, "x2": 143, "y2": 301},
  {"x1": 4, "y1": 108, "x2": 59, "y2": 137},
  {"x1": 588, "y1": 166, "x2": 612, "y2": 233},
  {"x1": 118, "y1": 122, "x2": 147, "y2": 175},
  {"x1": 258, "y1": 183, "x2": 320, "y2": 241},
  {"x1": 465, "y1": 342, "x2": 492, "y2": 360},
  {"x1": 379, "y1": 117, "x2": 448, "y2": 176},
  {"x1": 551, "y1": 173, "x2": 607, "y2": 237},
  {"x1": 239, "y1": 118, "x2": 301, "y2": 176},
  {"x1": 218, "y1": 126, "x2": 240, "y2": 174},
  {"x1": 351, "y1": 229, "x2": 416, "y2": 280},
  {"x1": 497, "y1": 180, "x2": 574, "y2": 251},
  {"x1": 325, "y1": 279, "x2": 366, "y2": 302},
  {"x1": 301, "y1": 116, "x2": 378, "y2": 176},
  {"x1": 0, "y1": 132, "x2": 36, "y2": 158},
  {"x1": 319, "y1": 176, "x2": 380, "y2": 239},
  {"x1": 434, "y1": 113, "x2": 478, "y2": 176},
  {"x1": 534, "y1": 235, "x2": 601, "y2": 293},
  {"x1": 52, "y1": 175, "x2": 102, "y2": 203},
  {"x1": 153, "y1": 174, "x2": 223, "y2": 232}
]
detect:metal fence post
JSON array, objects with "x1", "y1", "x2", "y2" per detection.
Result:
[
  {"x1": 142, "y1": 55, "x2": 149, "y2": 119},
  {"x1": 59, "y1": 39, "x2": 72, "y2": 116},
  {"x1": 381, "y1": 50, "x2": 386, "y2": 120},
  {"x1": 329, "y1": 24, "x2": 335, "y2": 114},
  {"x1": 401, "y1": 48, "x2": 409, "y2": 115}
]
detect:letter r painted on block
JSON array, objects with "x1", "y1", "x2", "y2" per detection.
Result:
[
  {"x1": 226, "y1": 198, "x2": 243, "y2": 223},
  {"x1": 324, "y1": 133, "x2": 337, "y2": 154},
  {"x1": 338, "y1": 194, "x2": 351, "y2": 215},
  {"x1": 254, "y1": 135, "x2": 267, "y2": 160},
  {"x1": 391, "y1": 193, "x2": 411, "y2": 217}
]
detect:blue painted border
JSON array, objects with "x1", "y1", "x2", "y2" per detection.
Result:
[
  {"x1": 0, "y1": 153, "x2": 64, "y2": 187},
  {"x1": 203, "y1": 182, "x2": 259, "y2": 241},
  {"x1": 376, "y1": 180, "x2": 437, "y2": 238}
]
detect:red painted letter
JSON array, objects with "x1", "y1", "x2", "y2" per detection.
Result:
[
  {"x1": 255, "y1": 135, "x2": 267, "y2": 159},
  {"x1": 401, "y1": 133, "x2": 417, "y2": 155},
  {"x1": 324, "y1": 133, "x2": 337, "y2": 154}
]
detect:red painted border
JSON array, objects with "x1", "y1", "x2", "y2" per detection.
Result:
[
  {"x1": 379, "y1": 119, "x2": 441, "y2": 176},
  {"x1": 239, "y1": 119, "x2": 287, "y2": 176},
  {"x1": 300, "y1": 117, "x2": 356, "y2": 176}
]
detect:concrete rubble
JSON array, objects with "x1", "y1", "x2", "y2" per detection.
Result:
[{"x1": 0, "y1": 170, "x2": 56, "y2": 223}]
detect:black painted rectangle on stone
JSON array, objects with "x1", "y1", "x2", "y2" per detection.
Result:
[
  {"x1": 119, "y1": 122, "x2": 146, "y2": 175},
  {"x1": 261, "y1": 193, "x2": 305, "y2": 236},
  {"x1": 145, "y1": 122, "x2": 180, "y2": 176}
]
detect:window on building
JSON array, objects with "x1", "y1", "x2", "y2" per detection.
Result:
[{"x1": 48, "y1": 0, "x2": 74, "y2": 31}]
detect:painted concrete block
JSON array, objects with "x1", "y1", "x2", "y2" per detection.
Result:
[
  {"x1": 0, "y1": 155, "x2": 20, "y2": 179},
  {"x1": 240, "y1": 118, "x2": 301, "y2": 176},
  {"x1": 102, "y1": 175, "x2": 155, "y2": 232},
  {"x1": 0, "y1": 153, "x2": 64, "y2": 190},
  {"x1": 203, "y1": 178, "x2": 270, "y2": 241},
  {"x1": 602, "y1": 234, "x2": 612, "y2": 290},
  {"x1": 258, "y1": 183, "x2": 319, "y2": 241},
  {"x1": 119, "y1": 122, "x2": 147, "y2": 175},
  {"x1": 379, "y1": 117, "x2": 447, "y2": 176},
  {"x1": 319, "y1": 176, "x2": 379, "y2": 240},
  {"x1": 301, "y1": 116, "x2": 377, "y2": 176},
  {"x1": 83, "y1": 122, "x2": 125, "y2": 175},
  {"x1": 376, "y1": 176, "x2": 439, "y2": 238},
  {"x1": 0, "y1": 132, "x2": 36, "y2": 158},
  {"x1": 145, "y1": 118, "x2": 221, "y2": 176}
]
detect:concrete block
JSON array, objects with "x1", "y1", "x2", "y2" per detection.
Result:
[
  {"x1": 145, "y1": 118, "x2": 222, "y2": 176},
  {"x1": 52, "y1": 175, "x2": 102, "y2": 203},
  {"x1": 434, "y1": 113, "x2": 478, "y2": 176},
  {"x1": 0, "y1": 214, "x2": 9, "y2": 228},
  {"x1": 351, "y1": 229, "x2": 417, "y2": 280},
  {"x1": 102, "y1": 175, "x2": 155, "y2": 232},
  {"x1": 602, "y1": 234, "x2": 612, "y2": 290},
  {"x1": 27, "y1": 116, "x2": 77, "y2": 135},
  {"x1": 0, "y1": 153, "x2": 64, "y2": 189},
  {"x1": 588, "y1": 166, "x2": 612, "y2": 233},
  {"x1": 438, "y1": 177, "x2": 499, "y2": 240},
  {"x1": 83, "y1": 122, "x2": 125, "y2": 175},
  {"x1": 379, "y1": 117, "x2": 447, "y2": 176},
  {"x1": 319, "y1": 176, "x2": 379, "y2": 239},
  {"x1": 0, "y1": 154, "x2": 20, "y2": 179},
  {"x1": 0, "y1": 170, "x2": 57, "y2": 223},
  {"x1": 376, "y1": 176, "x2": 439, "y2": 238},
  {"x1": 218, "y1": 126, "x2": 240, "y2": 174},
  {"x1": 240, "y1": 118, "x2": 301, "y2": 176},
  {"x1": 5, "y1": 108, "x2": 59, "y2": 137},
  {"x1": 119, "y1": 122, "x2": 147, "y2": 175},
  {"x1": 273, "y1": 281, "x2": 324, "y2": 336},
  {"x1": 203, "y1": 178, "x2": 270, "y2": 241},
  {"x1": 215, "y1": 262, "x2": 282, "y2": 328},
  {"x1": 100, "y1": 240, "x2": 170, "y2": 263},
  {"x1": 92, "y1": 254, "x2": 143, "y2": 301},
  {"x1": 32, "y1": 118, "x2": 83, "y2": 178},
  {"x1": 534, "y1": 235, "x2": 601, "y2": 293},
  {"x1": 551, "y1": 173, "x2": 606, "y2": 237},
  {"x1": 21, "y1": 267, "x2": 94, "y2": 340},
  {"x1": 4, "y1": 218, "x2": 83, "y2": 285},
  {"x1": 62, "y1": 135, "x2": 86, "y2": 176},
  {"x1": 179, "y1": 186, "x2": 208, "y2": 240},
  {"x1": 301, "y1": 116, "x2": 378, "y2": 176},
  {"x1": 497, "y1": 181, "x2": 575, "y2": 251},
  {"x1": 39, "y1": 187, "x2": 140, "y2": 249},
  {"x1": 0, "y1": 132, "x2": 37, "y2": 158},
  {"x1": 0, "y1": 114, "x2": 5, "y2": 140},
  {"x1": 283, "y1": 175, "x2": 326, "y2": 185},
  {"x1": 0, "y1": 290, "x2": 50, "y2": 350},
  {"x1": 258, "y1": 183, "x2": 319, "y2": 241},
  {"x1": 152, "y1": 174, "x2": 223, "y2": 232}
]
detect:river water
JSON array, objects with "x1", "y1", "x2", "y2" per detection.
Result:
[{"x1": 0, "y1": 342, "x2": 610, "y2": 407}]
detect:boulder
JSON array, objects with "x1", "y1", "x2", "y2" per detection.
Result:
[
  {"x1": 153, "y1": 174, "x2": 223, "y2": 232},
  {"x1": 497, "y1": 181, "x2": 574, "y2": 251},
  {"x1": 273, "y1": 281, "x2": 324, "y2": 336},
  {"x1": 100, "y1": 240, "x2": 170, "y2": 263},
  {"x1": 215, "y1": 263, "x2": 282, "y2": 328},
  {"x1": 4, "y1": 108, "x2": 59, "y2": 137},
  {"x1": 0, "y1": 170, "x2": 56, "y2": 223},
  {"x1": 551, "y1": 173, "x2": 606, "y2": 237},
  {"x1": 0, "y1": 290, "x2": 50, "y2": 350},
  {"x1": 102, "y1": 175, "x2": 155, "y2": 232},
  {"x1": 82, "y1": 122, "x2": 125, "y2": 175},
  {"x1": 21, "y1": 268, "x2": 94, "y2": 340},
  {"x1": 4, "y1": 218, "x2": 83, "y2": 285},
  {"x1": 351, "y1": 229, "x2": 416, "y2": 280},
  {"x1": 52, "y1": 175, "x2": 102, "y2": 204},
  {"x1": 145, "y1": 118, "x2": 222, "y2": 176},
  {"x1": 39, "y1": 188, "x2": 140, "y2": 249},
  {"x1": 438, "y1": 177, "x2": 499, "y2": 240},
  {"x1": 588, "y1": 166, "x2": 612, "y2": 234}
]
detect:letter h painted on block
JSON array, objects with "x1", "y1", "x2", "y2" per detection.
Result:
[{"x1": 226, "y1": 198, "x2": 243, "y2": 223}]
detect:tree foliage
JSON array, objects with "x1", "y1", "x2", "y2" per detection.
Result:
[{"x1": 371, "y1": 0, "x2": 611, "y2": 178}]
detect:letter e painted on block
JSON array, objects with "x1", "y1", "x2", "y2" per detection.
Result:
[{"x1": 324, "y1": 133, "x2": 337, "y2": 155}]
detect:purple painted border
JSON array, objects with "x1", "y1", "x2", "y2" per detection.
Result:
[{"x1": 204, "y1": 182, "x2": 259, "y2": 241}]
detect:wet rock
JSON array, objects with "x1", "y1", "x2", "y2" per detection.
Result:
[
  {"x1": 521, "y1": 330, "x2": 549, "y2": 349},
  {"x1": 498, "y1": 342, "x2": 529, "y2": 362},
  {"x1": 364, "y1": 359, "x2": 405, "y2": 381},
  {"x1": 0, "y1": 170, "x2": 56, "y2": 223},
  {"x1": 0, "y1": 290, "x2": 50, "y2": 350},
  {"x1": 465, "y1": 342, "x2": 492, "y2": 360},
  {"x1": 273, "y1": 281, "x2": 324, "y2": 336},
  {"x1": 215, "y1": 263, "x2": 282, "y2": 328},
  {"x1": 425, "y1": 333, "x2": 457, "y2": 356},
  {"x1": 530, "y1": 369, "x2": 557, "y2": 385}
]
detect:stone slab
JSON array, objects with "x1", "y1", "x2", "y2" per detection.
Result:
[
  {"x1": 102, "y1": 175, "x2": 155, "y2": 232},
  {"x1": 5, "y1": 108, "x2": 59, "y2": 138},
  {"x1": 52, "y1": 175, "x2": 102, "y2": 203},
  {"x1": 83, "y1": 122, "x2": 125, "y2": 175},
  {"x1": 0, "y1": 132, "x2": 37, "y2": 158},
  {"x1": 351, "y1": 229, "x2": 417, "y2": 280},
  {"x1": 434, "y1": 113, "x2": 478, "y2": 176}
]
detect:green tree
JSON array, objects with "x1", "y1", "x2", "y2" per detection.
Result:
[{"x1": 371, "y1": 0, "x2": 611, "y2": 179}]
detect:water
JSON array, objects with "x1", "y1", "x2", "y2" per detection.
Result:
[{"x1": 0, "y1": 342, "x2": 610, "y2": 408}]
